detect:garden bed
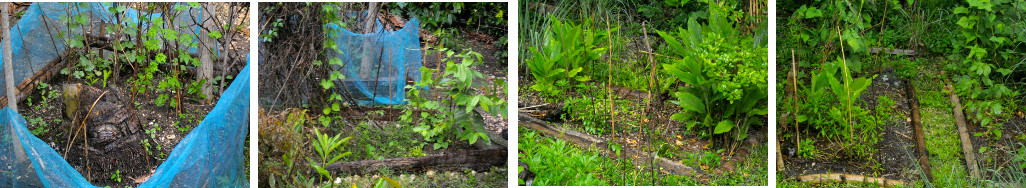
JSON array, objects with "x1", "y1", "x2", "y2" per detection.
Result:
[{"x1": 5, "y1": 3, "x2": 249, "y2": 186}]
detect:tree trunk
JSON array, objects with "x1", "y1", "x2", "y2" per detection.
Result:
[
  {"x1": 198, "y1": 3, "x2": 215, "y2": 102},
  {"x1": 358, "y1": 2, "x2": 380, "y2": 80}
]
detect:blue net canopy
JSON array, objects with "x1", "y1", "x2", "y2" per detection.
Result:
[
  {"x1": 0, "y1": 2, "x2": 248, "y2": 188},
  {"x1": 0, "y1": 2, "x2": 207, "y2": 97},
  {"x1": 0, "y1": 63, "x2": 250, "y2": 188},
  {"x1": 326, "y1": 17, "x2": 423, "y2": 106}
]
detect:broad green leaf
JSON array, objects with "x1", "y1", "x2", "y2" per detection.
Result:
[
  {"x1": 677, "y1": 92, "x2": 705, "y2": 113},
  {"x1": 670, "y1": 113, "x2": 689, "y2": 122},
  {"x1": 714, "y1": 120, "x2": 734, "y2": 134}
]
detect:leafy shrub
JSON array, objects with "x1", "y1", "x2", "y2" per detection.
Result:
[
  {"x1": 949, "y1": 1, "x2": 1023, "y2": 140},
  {"x1": 404, "y1": 49, "x2": 506, "y2": 149},
  {"x1": 660, "y1": 2, "x2": 767, "y2": 141},
  {"x1": 525, "y1": 16, "x2": 613, "y2": 98}
]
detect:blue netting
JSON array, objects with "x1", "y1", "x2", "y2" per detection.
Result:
[
  {"x1": 0, "y1": 3, "x2": 247, "y2": 188},
  {"x1": 0, "y1": 62, "x2": 249, "y2": 188},
  {"x1": 326, "y1": 16, "x2": 422, "y2": 105},
  {"x1": 0, "y1": 2, "x2": 207, "y2": 97}
]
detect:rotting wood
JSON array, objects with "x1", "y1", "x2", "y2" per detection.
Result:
[
  {"x1": 519, "y1": 113, "x2": 710, "y2": 181},
  {"x1": 945, "y1": 79, "x2": 981, "y2": 179},
  {"x1": 798, "y1": 173, "x2": 905, "y2": 187},
  {"x1": 324, "y1": 148, "x2": 506, "y2": 174},
  {"x1": 869, "y1": 47, "x2": 917, "y2": 56},
  {"x1": 903, "y1": 79, "x2": 932, "y2": 181}
]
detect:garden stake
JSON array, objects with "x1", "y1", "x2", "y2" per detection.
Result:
[{"x1": 641, "y1": 21, "x2": 660, "y2": 185}]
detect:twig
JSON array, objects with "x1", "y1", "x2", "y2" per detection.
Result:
[
  {"x1": 791, "y1": 49, "x2": 799, "y2": 172},
  {"x1": 603, "y1": 15, "x2": 620, "y2": 185}
]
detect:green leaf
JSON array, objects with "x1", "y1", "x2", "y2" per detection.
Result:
[
  {"x1": 714, "y1": 120, "x2": 734, "y2": 134},
  {"x1": 953, "y1": 7, "x2": 969, "y2": 14},
  {"x1": 805, "y1": 7, "x2": 823, "y2": 18},
  {"x1": 669, "y1": 113, "x2": 689, "y2": 122},
  {"x1": 208, "y1": 31, "x2": 222, "y2": 39},
  {"x1": 677, "y1": 92, "x2": 705, "y2": 113}
]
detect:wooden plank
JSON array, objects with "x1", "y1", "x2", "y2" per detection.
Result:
[
  {"x1": 904, "y1": 79, "x2": 932, "y2": 181},
  {"x1": 945, "y1": 80, "x2": 981, "y2": 179},
  {"x1": 798, "y1": 173, "x2": 905, "y2": 187},
  {"x1": 324, "y1": 148, "x2": 506, "y2": 174}
]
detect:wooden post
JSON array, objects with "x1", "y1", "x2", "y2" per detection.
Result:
[
  {"x1": 198, "y1": 3, "x2": 214, "y2": 102},
  {"x1": 3, "y1": 2, "x2": 15, "y2": 111}
]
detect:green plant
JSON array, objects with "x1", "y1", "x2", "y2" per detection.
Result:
[
  {"x1": 28, "y1": 117, "x2": 49, "y2": 136},
  {"x1": 797, "y1": 138, "x2": 818, "y2": 159},
  {"x1": 525, "y1": 16, "x2": 612, "y2": 98},
  {"x1": 404, "y1": 48, "x2": 506, "y2": 149},
  {"x1": 110, "y1": 170, "x2": 121, "y2": 183},
  {"x1": 142, "y1": 122, "x2": 162, "y2": 160},
  {"x1": 661, "y1": 2, "x2": 767, "y2": 141},
  {"x1": 948, "y1": 0, "x2": 1023, "y2": 141},
  {"x1": 306, "y1": 128, "x2": 352, "y2": 182}
]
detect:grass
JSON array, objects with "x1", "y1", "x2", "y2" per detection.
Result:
[{"x1": 921, "y1": 107, "x2": 973, "y2": 187}]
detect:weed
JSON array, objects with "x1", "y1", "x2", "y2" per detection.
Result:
[
  {"x1": 306, "y1": 128, "x2": 352, "y2": 183},
  {"x1": 110, "y1": 170, "x2": 121, "y2": 183}
]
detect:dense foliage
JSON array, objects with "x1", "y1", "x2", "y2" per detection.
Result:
[{"x1": 660, "y1": 1, "x2": 767, "y2": 141}]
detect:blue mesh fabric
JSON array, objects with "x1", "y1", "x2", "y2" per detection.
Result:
[
  {"x1": 0, "y1": 3, "x2": 247, "y2": 188},
  {"x1": 0, "y1": 62, "x2": 249, "y2": 188},
  {"x1": 326, "y1": 17, "x2": 422, "y2": 105},
  {"x1": 0, "y1": 2, "x2": 205, "y2": 97}
]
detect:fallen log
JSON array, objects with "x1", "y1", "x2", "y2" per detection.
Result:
[
  {"x1": 944, "y1": 79, "x2": 981, "y2": 179},
  {"x1": 324, "y1": 148, "x2": 506, "y2": 174},
  {"x1": 869, "y1": 48, "x2": 917, "y2": 56},
  {"x1": 798, "y1": 173, "x2": 905, "y2": 187},
  {"x1": 903, "y1": 79, "x2": 932, "y2": 181},
  {"x1": 519, "y1": 112, "x2": 709, "y2": 180}
]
